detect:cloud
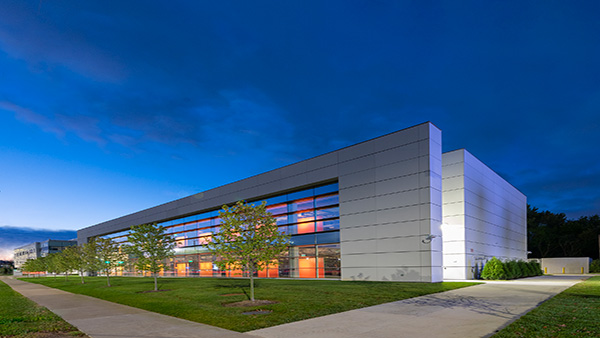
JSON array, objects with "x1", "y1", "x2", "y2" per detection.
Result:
[
  {"x1": 0, "y1": 226, "x2": 77, "y2": 261},
  {"x1": 0, "y1": 101, "x2": 65, "y2": 138},
  {"x1": 0, "y1": 2, "x2": 125, "y2": 82}
]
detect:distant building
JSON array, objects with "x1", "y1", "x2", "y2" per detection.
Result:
[
  {"x1": 78, "y1": 122, "x2": 527, "y2": 282},
  {"x1": 13, "y1": 239, "x2": 76, "y2": 269},
  {"x1": 39, "y1": 239, "x2": 77, "y2": 257},
  {"x1": 14, "y1": 242, "x2": 41, "y2": 269}
]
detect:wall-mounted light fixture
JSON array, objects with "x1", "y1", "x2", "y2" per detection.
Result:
[{"x1": 422, "y1": 234, "x2": 440, "y2": 244}]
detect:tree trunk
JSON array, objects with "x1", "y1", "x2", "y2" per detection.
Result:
[
  {"x1": 154, "y1": 273, "x2": 158, "y2": 291},
  {"x1": 65, "y1": 272, "x2": 68, "y2": 281},
  {"x1": 106, "y1": 269, "x2": 111, "y2": 287},
  {"x1": 80, "y1": 270, "x2": 85, "y2": 284},
  {"x1": 250, "y1": 268, "x2": 255, "y2": 301}
]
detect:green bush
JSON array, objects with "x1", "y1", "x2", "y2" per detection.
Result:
[
  {"x1": 529, "y1": 261, "x2": 542, "y2": 276},
  {"x1": 505, "y1": 260, "x2": 522, "y2": 279},
  {"x1": 481, "y1": 257, "x2": 508, "y2": 280},
  {"x1": 590, "y1": 259, "x2": 600, "y2": 273},
  {"x1": 517, "y1": 260, "x2": 532, "y2": 277}
]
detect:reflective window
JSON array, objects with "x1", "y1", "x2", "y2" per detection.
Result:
[
  {"x1": 316, "y1": 207, "x2": 339, "y2": 220},
  {"x1": 288, "y1": 197, "x2": 314, "y2": 212},
  {"x1": 315, "y1": 194, "x2": 339, "y2": 208},
  {"x1": 267, "y1": 203, "x2": 288, "y2": 215},
  {"x1": 316, "y1": 219, "x2": 340, "y2": 232},
  {"x1": 289, "y1": 211, "x2": 315, "y2": 224}
]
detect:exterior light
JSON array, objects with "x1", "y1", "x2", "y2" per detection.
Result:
[
  {"x1": 422, "y1": 234, "x2": 440, "y2": 244},
  {"x1": 105, "y1": 261, "x2": 110, "y2": 264}
]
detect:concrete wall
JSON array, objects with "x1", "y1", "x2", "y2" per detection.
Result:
[
  {"x1": 442, "y1": 149, "x2": 527, "y2": 280},
  {"x1": 541, "y1": 257, "x2": 590, "y2": 274},
  {"x1": 78, "y1": 122, "x2": 442, "y2": 282}
]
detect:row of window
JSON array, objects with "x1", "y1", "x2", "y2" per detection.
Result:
[
  {"x1": 103, "y1": 182, "x2": 339, "y2": 243},
  {"x1": 114, "y1": 244, "x2": 341, "y2": 279}
]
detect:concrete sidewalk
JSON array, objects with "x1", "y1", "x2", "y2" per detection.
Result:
[
  {"x1": 3, "y1": 275, "x2": 588, "y2": 338},
  {"x1": 247, "y1": 275, "x2": 589, "y2": 338},
  {"x1": 1, "y1": 277, "x2": 248, "y2": 338}
]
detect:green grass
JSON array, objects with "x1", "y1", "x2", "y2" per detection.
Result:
[
  {"x1": 493, "y1": 276, "x2": 600, "y2": 337},
  {"x1": 19, "y1": 276, "x2": 478, "y2": 332},
  {"x1": 0, "y1": 280, "x2": 85, "y2": 337}
]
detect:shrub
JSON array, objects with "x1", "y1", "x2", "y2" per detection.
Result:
[
  {"x1": 481, "y1": 257, "x2": 508, "y2": 280},
  {"x1": 590, "y1": 259, "x2": 600, "y2": 273},
  {"x1": 518, "y1": 260, "x2": 532, "y2": 277},
  {"x1": 529, "y1": 261, "x2": 542, "y2": 276},
  {"x1": 505, "y1": 260, "x2": 522, "y2": 279}
]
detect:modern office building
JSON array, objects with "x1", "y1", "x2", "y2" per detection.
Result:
[
  {"x1": 13, "y1": 239, "x2": 77, "y2": 269},
  {"x1": 78, "y1": 122, "x2": 527, "y2": 282}
]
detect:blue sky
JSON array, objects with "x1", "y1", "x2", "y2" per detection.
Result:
[{"x1": 1, "y1": 1, "x2": 599, "y2": 235}]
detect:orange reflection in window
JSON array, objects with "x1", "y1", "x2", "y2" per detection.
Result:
[
  {"x1": 297, "y1": 222, "x2": 314, "y2": 234},
  {"x1": 199, "y1": 262, "x2": 212, "y2": 276},
  {"x1": 298, "y1": 257, "x2": 324, "y2": 278},
  {"x1": 176, "y1": 263, "x2": 187, "y2": 275},
  {"x1": 258, "y1": 261, "x2": 279, "y2": 278}
]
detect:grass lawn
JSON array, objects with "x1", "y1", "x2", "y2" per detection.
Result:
[
  {"x1": 0, "y1": 279, "x2": 86, "y2": 338},
  {"x1": 19, "y1": 276, "x2": 478, "y2": 332},
  {"x1": 493, "y1": 276, "x2": 600, "y2": 337}
]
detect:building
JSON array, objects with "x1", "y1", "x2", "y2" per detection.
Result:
[
  {"x1": 13, "y1": 242, "x2": 40, "y2": 269},
  {"x1": 13, "y1": 239, "x2": 77, "y2": 269},
  {"x1": 77, "y1": 122, "x2": 527, "y2": 282},
  {"x1": 39, "y1": 239, "x2": 77, "y2": 257}
]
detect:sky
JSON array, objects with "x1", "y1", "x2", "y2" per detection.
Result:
[{"x1": 1, "y1": 1, "x2": 599, "y2": 251}]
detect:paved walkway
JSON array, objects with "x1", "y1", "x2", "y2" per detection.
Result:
[
  {"x1": 1, "y1": 277, "x2": 248, "y2": 338},
  {"x1": 2, "y1": 275, "x2": 589, "y2": 338},
  {"x1": 248, "y1": 275, "x2": 589, "y2": 338}
]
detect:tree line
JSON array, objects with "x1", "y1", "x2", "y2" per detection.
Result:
[
  {"x1": 21, "y1": 201, "x2": 289, "y2": 298},
  {"x1": 528, "y1": 205, "x2": 600, "y2": 259}
]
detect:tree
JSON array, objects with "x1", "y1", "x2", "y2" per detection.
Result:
[
  {"x1": 124, "y1": 223, "x2": 175, "y2": 291},
  {"x1": 88, "y1": 237, "x2": 126, "y2": 287},
  {"x1": 51, "y1": 252, "x2": 72, "y2": 280},
  {"x1": 207, "y1": 200, "x2": 290, "y2": 301},
  {"x1": 62, "y1": 246, "x2": 88, "y2": 284}
]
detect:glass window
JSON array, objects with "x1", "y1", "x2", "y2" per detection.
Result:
[
  {"x1": 315, "y1": 194, "x2": 339, "y2": 208},
  {"x1": 289, "y1": 234, "x2": 315, "y2": 246},
  {"x1": 298, "y1": 246, "x2": 316, "y2": 257},
  {"x1": 316, "y1": 219, "x2": 340, "y2": 232},
  {"x1": 197, "y1": 219, "x2": 212, "y2": 229},
  {"x1": 289, "y1": 197, "x2": 314, "y2": 212},
  {"x1": 184, "y1": 222, "x2": 198, "y2": 231},
  {"x1": 288, "y1": 222, "x2": 315, "y2": 235},
  {"x1": 289, "y1": 210, "x2": 315, "y2": 224},
  {"x1": 171, "y1": 225, "x2": 185, "y2": 233},
  {"x1": 316, "y1": 207, "x2": 339, "y2": 220},
  {"x1": 275, "y1": 215, "x2": 288, "y2": 225},
  {"x1": 316, "y1": 231, "x2": 340, "y2": 244},
  {"x1": 287, "y1": 189, "x2": 314, "y2": 201},
  {"x1": 314, "y1": 182, "x2": 338, "y2": 195},
  {"x1": 267, "y1": 203, "x2": 288, "y2": 215},
  {"x1": 265, "y1": 195, "x2": 287, "y2": 205},
  {"x1": 197, "y1": 227, "x2": 213, "y2": 236}
]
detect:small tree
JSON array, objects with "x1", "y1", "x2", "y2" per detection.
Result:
[
  {"x1": 52, "y1": 252, "x2": 72, "y2": 280},
  {"x1": 207, "y1": 200, "x2": 290, "y2": 301},
  {"x1": 124, "y1": 223, "x2": 175, "y2": 291},
  {"x1": 481, "y1": 257, "x2": 508, "y2": 280},
  {"x1": 89, "y1": 237, "x2": 126, "y2": 287},
  {"x1": 63, "y1": 246, "x2": 87, "y2": 284}
]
